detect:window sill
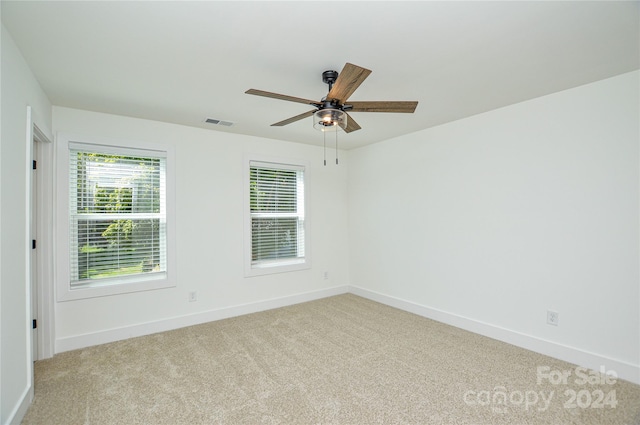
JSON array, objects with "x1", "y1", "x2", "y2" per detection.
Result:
[
  {"x1": 58, "y1": 273, "x2": 175, "y2": 301},
  {"x1": 244, "y1": 259, "x2": 310, "y2": 277}
]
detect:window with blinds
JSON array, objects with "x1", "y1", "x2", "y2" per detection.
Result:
[
  {"x1": 69, "y1": 144, "x2": 167, "y2": 287},
  {"x1": 249, "y1": 161, "x2": 305, "y2": 269}
]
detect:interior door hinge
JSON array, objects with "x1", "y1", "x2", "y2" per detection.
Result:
[
  {"x1": 32, "y1": 239, "x2": 36, "y2": 249},
  {"x1": 32, "y1": 160, "x2": 37, "y2": 170},
  {"x1": 32, "y1": 319, "x2": 37, "y2": 329}
]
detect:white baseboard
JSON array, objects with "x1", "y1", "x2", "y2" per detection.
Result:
[
  {"x1": 349, "y1": 285, "x2": 640, "y2": 386},
  {"x1": 4, "y1": 385, "x2": 33, "y2": 425},
  {"x1": 54, "y1": 283, "x2": 640, "y2": 386},
  {"x1": 56, "y1": 285, "x2": 349, "y2": 354}
]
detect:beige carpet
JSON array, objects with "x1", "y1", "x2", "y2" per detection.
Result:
[{"x1": 22, "y1": 294, "x2": 640, "y2": 424}]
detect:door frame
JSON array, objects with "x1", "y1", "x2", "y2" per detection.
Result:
[{"x1": 27, "y1": 106, "x2": 54, "y2": 361}]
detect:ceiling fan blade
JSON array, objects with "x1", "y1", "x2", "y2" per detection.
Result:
[
  {"x1": 271, "y1": 110, "x2": 316, "y2": 127},
  {"x1": 327, "y1": 63, "x2": 372, "y2": 103},
  {"x1": 245, "y1": 89, "x2": 317, "y2": 105},
  {"x1": 344, "y1": 113, "x2": 362, "y2": 133},
  {"x1": 348, "y1": 101, "x2": 418, "y2": 113}
]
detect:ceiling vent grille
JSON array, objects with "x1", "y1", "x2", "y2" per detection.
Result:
[{"x1": 205, "y1": 118, "x2": 234, "y2": 127}]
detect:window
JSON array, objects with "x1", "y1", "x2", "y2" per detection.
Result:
[
  {"x1": 246, "y1": 159, "x2": 308, "y2": 275},
  {"x1": 57, "y1": 137, "x2": 175, "y2": 300},
  {"x1": 69, "y1": 145, "x2": 166, "y2": 286}
]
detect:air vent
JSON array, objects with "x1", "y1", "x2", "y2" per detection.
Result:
[{"x1": 205, "y1": 118, "x2": 234, "y2": 127}]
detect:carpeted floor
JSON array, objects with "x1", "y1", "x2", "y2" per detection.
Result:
[{"x1": 22, "y1": 294, "x2": 640, "y2": 424}]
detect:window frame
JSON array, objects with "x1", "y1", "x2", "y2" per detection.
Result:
[
  {"x1": 243, "y1": 155, "x2": 310, "y2": 277},
  {"x1": 56, "y1": 134, "x2": 176, "y2": 301}
]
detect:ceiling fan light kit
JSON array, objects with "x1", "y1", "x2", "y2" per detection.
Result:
[
  {"x1": 313, "y1": 108, "x2": 347, "y2": 131},
  {"x1": 246, "y1": 63, "x2": 418, "y2": 164}
]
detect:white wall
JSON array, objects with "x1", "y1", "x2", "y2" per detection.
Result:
[
  {"x1": 0, "y1": 25, "x2": 52, "y2": 425},
  {"x1": 348, "y1": 71, "x2": 640, "y2": 382},
  {"x1": 52, "y1": 107, "x2": 350, "y2": 351}
]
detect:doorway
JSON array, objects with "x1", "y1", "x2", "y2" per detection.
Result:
[
  {"x1": 31, "y1": 139, "x2": 38, "y2": 359},
  {"x1": 30, "y1": 120, "x2": 53, "y2": 361}
]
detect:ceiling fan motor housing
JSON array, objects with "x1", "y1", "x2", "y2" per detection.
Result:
[{"x1": 320, "y1": 71, "x2": 353, "y2": 111}]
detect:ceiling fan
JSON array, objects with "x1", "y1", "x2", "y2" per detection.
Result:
[{"x1": 245, "y1": 63, "x2": 418, "y2": 133}]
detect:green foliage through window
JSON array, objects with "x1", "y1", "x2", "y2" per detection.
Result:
[{"x1": 70, "y1": 148, "x2": 166, "y2": 285}]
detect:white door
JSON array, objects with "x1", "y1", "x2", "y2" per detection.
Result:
[{"x1": 31, "y1": 137, "x2": 39, "y2": 360}]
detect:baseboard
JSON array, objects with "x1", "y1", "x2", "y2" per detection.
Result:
[
  {"x1": 3, "y1": 384, "x2": 33, "y2": 425},
  {"x1": 56, "y1": 285, "x2": 349, "y2": 353},
  {"x1": 349, "y1": 285, "x2": 640, "y2": 386},
  {"x1": 54, "y1": 283, "x2": 640, "y2": 386}
]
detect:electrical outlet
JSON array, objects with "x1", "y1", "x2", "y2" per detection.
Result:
[
  {"x1": 547, "y1": 310, "x2": 559, "y2": 326},
  {"x1": 323, "y1": 271, "x2": 329, "y2": 280},
  {"x1": 188, "y1": 291, "x2": 197, "y2": 302}
]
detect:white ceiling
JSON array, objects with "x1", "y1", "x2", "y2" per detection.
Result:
[{"x1": 2, "y1": 1, "x2": 638, "y2": 149}]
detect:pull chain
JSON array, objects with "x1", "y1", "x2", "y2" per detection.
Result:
[
  {"x1": 335, "y1": 127, "x2": 339, "y2": 165},
  {"x1": 323, "y1": 130, "x2": 327, "y2": 166}
]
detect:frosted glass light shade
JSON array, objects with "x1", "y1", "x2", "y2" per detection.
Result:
[{"x1": 313, "y1": 109, "x2": 347, "y2": 131}]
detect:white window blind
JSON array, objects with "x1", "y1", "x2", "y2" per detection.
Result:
[
  {"x1": 250, "y1": 161, "x2": 305, "y2": 268},
  {"x1": 69, "y1": 144, "x2": 167, "y2": 287}
]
